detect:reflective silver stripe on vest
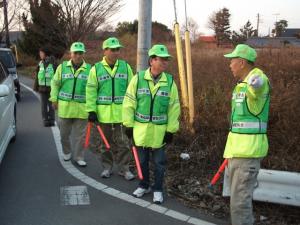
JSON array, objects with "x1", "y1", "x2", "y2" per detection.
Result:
[
  {"x1": 114, "y1": 96, "x2": 124, "y2": 102},
  {"x1": 59, "y1": 92, "x2": 72, "y2": 98},
  {"x1": 74, "y1": 95, "x2": 85, "y2": 100},
  {"x1": 98, "y1": 75, "x2": 111, "y2": 81},
  {"x1": 232, "y1": 122, "x2": 267, "y2": 129},
  {"x1": 115, "y1": 73, "x2": 128, "y2": 79},
  {"x1": 137, "y1": 88, "x2": 151, "y2": 95},
  {"x1": 152, "y1": 115, "x2": 167, "y2": 122},
  {"x1": 98, "y1": 96, "x2": 113, "y2": 101},
  {"x1": 62, "y1": 73, "x2": 74, "y2": 79},
  {"x1": 135, "y1": 112, "x2": 150, "y2": 120},
  {"x1": 156, "y1": 90, "x2": 169, "y2": 97},
  {"x1": 77, "y1": 74, "x2": 88, "y2": 80}
]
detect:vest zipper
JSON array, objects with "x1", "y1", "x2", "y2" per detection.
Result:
[
  {"x1": 72, "y1": 76, "x2": 77, "y2": 100},
  {"x1": 112, "y1": 77, "x2": 115, "y2": 103}
]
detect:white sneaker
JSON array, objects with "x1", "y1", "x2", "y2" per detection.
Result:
[
  {"x1": 101, "y1": 169, "x2": 112, "y2": 178},
  {"x1": 76, "y1": 160, "x2": 87, "y2": 167},
  {"x1": 132, "y1": 187, "x2": 151, "y2": 198},
  {"x1": 153, "y1": 192, "x2": 163, "y2": 204},
  {"x1": 118, "y1": 170, "x2": 135, "y2": 181},
  {"x1": 63, "y1": 153, "x2": 71, "y2": 161}
]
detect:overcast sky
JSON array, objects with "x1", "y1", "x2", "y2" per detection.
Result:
[{"x1": 111, "y1": 0, "x2": 300, "y2": 36}]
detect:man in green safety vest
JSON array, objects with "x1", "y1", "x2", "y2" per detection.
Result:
[
  {"x1": 50, "y1": 42, "x2": 91, "y2": 167},
  {"x1": 33, "y1": 47, "x2": 57, "y2": 127},
  {"x1": 86, "y1": 37, "x2": 135, "y2": 180},
  {"x1": 122, "y1": 44, "x2": 180, "y2": 204},
  {"x1": 223, "y1": 44, "x2": 270, "y2": 225}
]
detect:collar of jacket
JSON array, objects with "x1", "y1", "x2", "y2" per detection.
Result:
[
  {"x1": 144, "y1": 68, "x2": 168, "y2": 85},
  {"x1": 66, "y1": 60, "x2": 87, "y2": 70}
]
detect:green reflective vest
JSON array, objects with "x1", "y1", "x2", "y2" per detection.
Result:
[
  {"x1": 58, "y1": 61, "x2": 91, "y2": 103},
  {"x1": 135, "y1": 71, "x2": 173, "y2": 125},
  {"x1": 38, "y1": 61, "x2": 55, "y2": 87},
  {"x1": 230, "y1": 82, "x2": 270, "y2": 134},
  {"x1": 95, "y1": 60, "x2": 129, "y2": 105}
]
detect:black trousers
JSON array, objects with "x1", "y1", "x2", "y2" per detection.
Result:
[{"x1": 40, "y1": 92, "x2": 55, "y2": 122}]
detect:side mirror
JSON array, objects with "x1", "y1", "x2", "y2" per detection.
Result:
[
  {"x1": 0, "y1": 84, "x2": 10, "y2": 97},
  {"x1": 16, "y1": 63, "x2": 22, "y2": 68}
]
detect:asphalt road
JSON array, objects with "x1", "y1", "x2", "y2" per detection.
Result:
[{"x1": 0, "y1": 75, "x2": 227, "y2": 225}]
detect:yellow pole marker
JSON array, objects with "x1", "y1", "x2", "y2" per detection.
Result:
[
  {"x1": 184, "y1": 30, "x2": 195, "y2": 130},
  {"x1": 174, "y1": 22, "x2": 188, "y2": 108}
]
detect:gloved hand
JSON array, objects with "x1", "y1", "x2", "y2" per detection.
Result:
[
  {"x1": 125, "y1": 127, "x2": 133, "y2": 139},
  {"x1": 248, "y1": 75, "x2": 263, "y2": 89},
  {"x1": 88, "y1": 112, "x2": 98, "y2": 123},
  {"x1": 163, "y1": 132, "x2": 173, "y2": 144}
]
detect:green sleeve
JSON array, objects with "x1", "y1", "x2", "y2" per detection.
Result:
[
  {"x1": 127, "y1": 63, "x2": 134, "y2": 84},
  {"x1": 122, "y1": 75, "x2": 138, "y2": 128},
  {"x1": 166, "y1": 82, "x2": 181, "y2": 133},
  {"x1": 86, "y1": 66, "x2": 98, "y2": 113},
  {"x1": 49, "y1": 64, "x2": 62, "y2": 102}
]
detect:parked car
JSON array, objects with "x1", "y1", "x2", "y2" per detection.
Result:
[
  {"x1": 0, "y1": 48, "x2": 21, "y2": 101},
  {"x1": 0, "y1": 60, "x2": 17, "y2": 164}
]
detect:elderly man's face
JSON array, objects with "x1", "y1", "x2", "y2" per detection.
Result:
[
  {"x1": 70, "y1": 51, "x2": 84, "y2": 64},
  {"x1": 150, "y1": 57, "x2": 169, "y2": 76},
  {"x1": 229, "y1": 58, "x2": 246, "y2": 79},
  {"x1": 104, "y1": 48, "x2": 120, "y2": 64}
]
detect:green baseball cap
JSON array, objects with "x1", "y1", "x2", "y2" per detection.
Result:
[
  {"x1": 102, "y1": 37, "x2": 123, "y2": 50},
  {"x1": 148, "y1": 44, "x2": 172, "y2": 58},
  {"x1": 224, "y1": 44, "x2": 257, "y2": 62},
  {"x1": 70, "y1": 42, "x2": 86, "y2": 52}
]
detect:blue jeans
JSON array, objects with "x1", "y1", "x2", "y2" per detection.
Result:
[{"x1": 137, "y1": 147, "x2": 166, "y2": 192}]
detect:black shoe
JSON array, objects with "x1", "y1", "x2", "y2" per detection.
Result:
[
  {"x1": 44, "y1": 121, "x2": 50, "y2": 127},
  {"x1": 48, "y1": 121, "x2": 55, "y2": 127}
]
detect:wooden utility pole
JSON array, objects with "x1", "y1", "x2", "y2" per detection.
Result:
[{"x1": 3, "y1": 0, "x2": 10, "y2": 47}]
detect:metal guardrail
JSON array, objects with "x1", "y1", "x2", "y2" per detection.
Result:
[{"x1": 223, "y1": 168, "x2": 300, "y2": 207}]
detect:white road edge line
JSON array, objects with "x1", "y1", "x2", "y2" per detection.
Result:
[{"x1": 21, "y1": 82, "x2": 217, "y2": 225}]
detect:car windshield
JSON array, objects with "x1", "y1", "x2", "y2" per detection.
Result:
[{"x1": 0, "y1": 51, "x2": 16, "y2": 68}]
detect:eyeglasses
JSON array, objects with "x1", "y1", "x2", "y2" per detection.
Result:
[{"x1": 74, "y1": 51, "x2": 83, "y2": 55}]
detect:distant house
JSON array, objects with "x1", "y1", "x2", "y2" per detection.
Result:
[
  {"x1": 280, "y1": 28, "x2": 300, "y2": 38},
  {"x1": 198, "y1": 36, "x2": 217, "y2": 48},
  {"x1": 246, "y1": 37, "x2": 300, "y2": 48}
]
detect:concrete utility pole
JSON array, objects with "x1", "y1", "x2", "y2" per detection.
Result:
[
  {"x1": 137, "y1": 0, "x2": 152, "y2": 72},
  {"x1": 3, "y1": 0, "x2": 10, "y2": 47},
  {"x1": 256, "y1": 13, "x2": 260, "y2": 36}
]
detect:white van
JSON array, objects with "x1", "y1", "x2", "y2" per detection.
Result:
[{"x1": 0, "y1": 60, "x2": 17, "y2": 164}]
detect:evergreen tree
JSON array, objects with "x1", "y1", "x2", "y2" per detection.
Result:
[{"x1": 18, "y1": 0, "x2": 67, "y2": 58}]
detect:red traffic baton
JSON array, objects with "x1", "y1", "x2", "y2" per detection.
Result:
[
  {"x1": 84, "y1": 122, "x2": 92, "y2": 149},
  {"x1": 208, "y1": 159, "x2": 228, "y2": 188},
  {"x1": 96, "y1": 123, "x2": 110, "y2": 150},
  {"x1": 132, "y1": 146, "x2": 143, "y2": 180}
]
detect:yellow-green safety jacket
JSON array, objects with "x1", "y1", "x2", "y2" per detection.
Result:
[
  {"x1": 86, "y1": 57, "x2": 133, "y2": 123},
  {"x1": 50, "y1": 60, "x2": 91, "y2": 119},
  {"x1": 122, "y1": 68, "x2": 180, "y2": 149},
  {"x1": 38, "y1": 61, "x2": 55, "y2": 87},
  {"x1": 224, "y1": 68, "x2": 270, "y2": 158}
]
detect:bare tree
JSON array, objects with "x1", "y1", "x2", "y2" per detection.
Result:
[
  {"x1": 0, "y1": 0, "x2": 27, "y2": 43},
  {"x1": 53, "y1": 0, "x2": 123, "y2": 44},
  {"x1": 181, "y1": 17, "x2": 200, "y2": 42}
]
